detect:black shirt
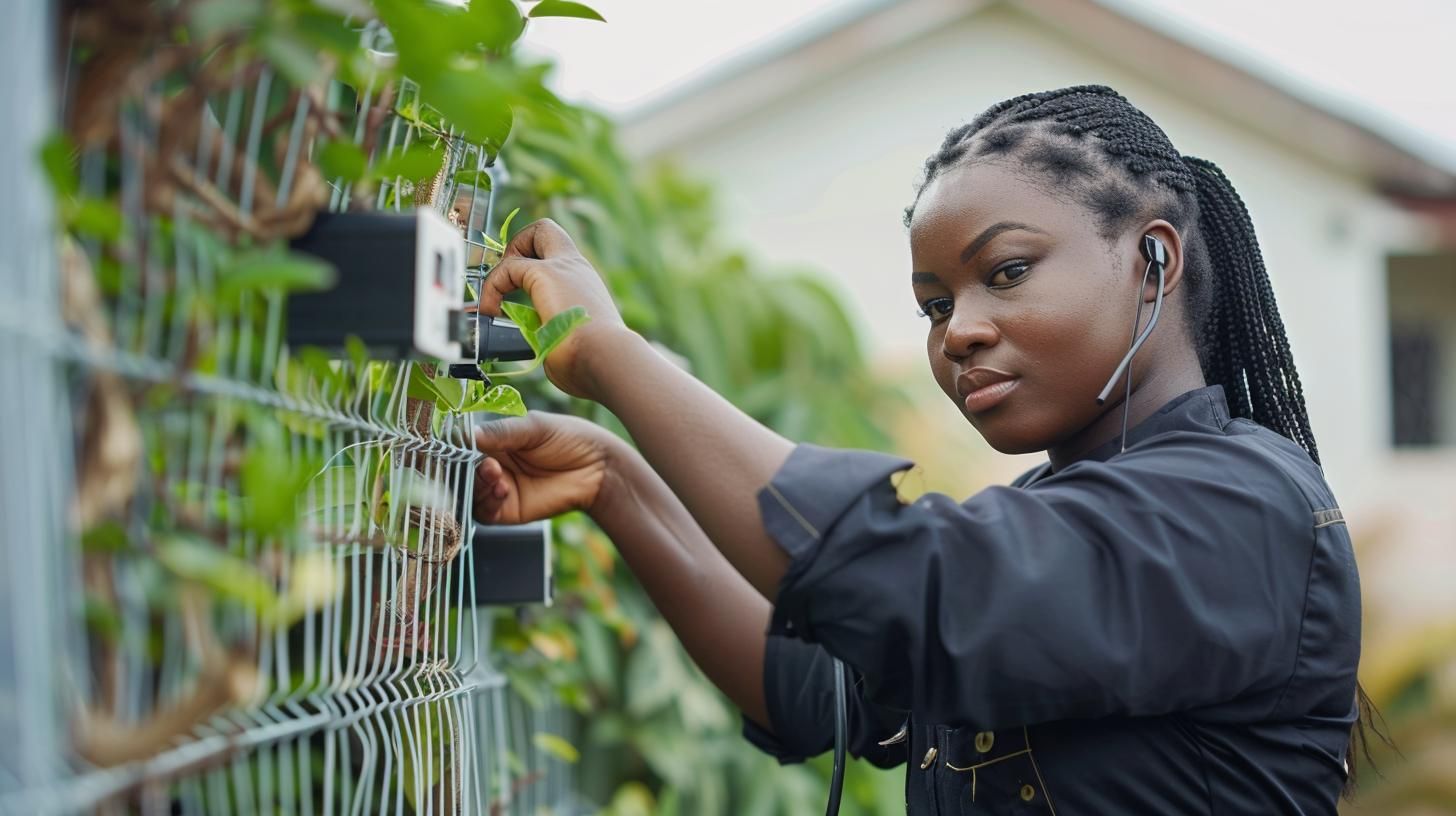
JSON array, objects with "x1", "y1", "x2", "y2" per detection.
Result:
[{"x1": 744, "y1": 385, "x2": 1360, "y2": 814}]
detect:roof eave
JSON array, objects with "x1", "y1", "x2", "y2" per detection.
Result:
[{"x1": 621, "y1": 0, "x2": 1456, "y2": 198}]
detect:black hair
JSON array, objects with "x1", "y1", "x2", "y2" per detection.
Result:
[{"x1": 905, "y1": 84, "x2": 1386, "y2": 796}]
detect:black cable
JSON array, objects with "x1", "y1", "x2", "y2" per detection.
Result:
[
  {"x1": 1095, "y1": 257, "x2": 1165, "y2": 451},
  {"x1": 826, "y1": 657, "x2": 848, "y2": 816},
  {"x1": 1119, "y1": 258, "x2": 1155, "y2": 452}
]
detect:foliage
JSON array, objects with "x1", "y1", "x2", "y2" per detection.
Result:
[
  {"x1": 50, "y1": 0, "x2": 910, "y2": 811},
  {"x1": 482, "y1": 64, "x2": 914, "y2": 814},
  {"x1": 1338, "y1": 524, "x2": 1456, "y2": 814}
]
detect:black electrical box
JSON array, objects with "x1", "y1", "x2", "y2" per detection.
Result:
[
  {"x1": 287, "y1": 209, "x2": 466, "y2": 360},
  {"x1": 459, "y1": 521, "x2": 554, "y2": 607}
]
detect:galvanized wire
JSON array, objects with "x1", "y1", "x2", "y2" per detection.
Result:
[{"x1": 0, "y1": 12, "x2": 576, "y2": 816}]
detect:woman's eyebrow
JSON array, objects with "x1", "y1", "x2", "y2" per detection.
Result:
[
  {"x1": 960, "y1": 221, "x2": 1047, "y2": 264},
  {"x1": 911, "y1": 272, "x2": 940, "y2": 285}
]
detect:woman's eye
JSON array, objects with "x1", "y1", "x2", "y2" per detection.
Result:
[
  {"x1": 988, "y1": 262, "x2": 1032, "y2": 287},
  {"x1": 916, "y1": 298, "x2": 953, "y2": 321}
]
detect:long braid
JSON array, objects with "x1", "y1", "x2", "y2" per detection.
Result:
[
  {"x1": 904, "y1": 85, "x2": 1318, "y2": 463},
  {"x1": 1184, "y1": 157, "x2": 1320, "y2": 462},
  {"x1": 907, "y1": 84, "x2": 1385, "y2": 795}
]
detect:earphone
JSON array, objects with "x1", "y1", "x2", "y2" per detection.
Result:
[
  {"x1": 820, "y1": 235, "x2": 1168, "y2": 816},
  {"x1": 1095, "y1": 233, "x2": 1167, "y2": 452}
]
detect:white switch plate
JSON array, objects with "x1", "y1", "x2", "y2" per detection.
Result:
[{"x1": 413, "y1": 208, "x2": 467, "y2": 361}]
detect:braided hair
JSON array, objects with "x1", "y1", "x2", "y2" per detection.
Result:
[
  {"x1": 905, "y1": 85, "x2": 1384, "y2": 794},
  {"x1": 905, "y1": 85, "x2": 1321, "y2": 462}
]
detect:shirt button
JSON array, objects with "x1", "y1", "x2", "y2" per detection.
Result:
[
  {"x1": 975, "y1": 731, "x2": 994, "y2": 753},
  {"x1": 920, "y1": 747, "x2": 938, "y2": 769},
  {"x1": 1020, "y1": 784, "x2": 1036, "y2": 802},
  {"x1": 877, "y1": 723, "x2": 909, "y2": 747}
]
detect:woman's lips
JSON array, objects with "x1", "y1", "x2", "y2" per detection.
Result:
[{"x1": 962, "y1": 377, "x2": 1019, "y2": 413}]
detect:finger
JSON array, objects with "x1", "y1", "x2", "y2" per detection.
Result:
[
  {"x1": 478, "y1": 256, "x2": 540, "y2": 317},
  {"x1": 480, "y1": 458, "x2": 510, "y2": 498},
  {"x1": 504, "y1": 218, "x2": 581, "y2": 261},
  {"x1": 472, "y1": 459, "x2": 511, "y2": 518},
  {"x1": 473, "y1": 415, "x2": 546, "y2": 456}
]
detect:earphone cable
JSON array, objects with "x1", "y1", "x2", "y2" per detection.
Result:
[
  {"x1": 826, "y1": 658, "x2": 848, "y2": 816},
  {"x1": 1119, "y1": 259, "x2": 1154, "y2": 452}
]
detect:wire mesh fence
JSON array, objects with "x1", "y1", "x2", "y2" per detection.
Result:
[{"x1": 1, "y1": 7, "x2": 577, "y2": 815}]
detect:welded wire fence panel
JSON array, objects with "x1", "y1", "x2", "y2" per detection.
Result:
[{"x1": 0, "y1": 8, "x2": 576, "y2": 816}]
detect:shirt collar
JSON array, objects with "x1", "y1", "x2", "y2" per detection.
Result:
[
  {"x1": 1021, "y1": 385, "x2": 1231, "y2": 484},
  {"x1": 1079, "y1": 384, "x2": 1230, "y2": 465}
]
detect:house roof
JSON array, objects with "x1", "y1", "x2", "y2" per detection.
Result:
[{"x1": 619, "y1": 0, "x2": 1456, "y2": 198}]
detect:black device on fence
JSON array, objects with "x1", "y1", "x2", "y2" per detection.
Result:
[
  {"x1": 286, "y1": 208, "x2": 850, "y2": 814},
  {"x1": 286, "y1": 209, "x2": 554, "y2": 603},
  {"x1": 285, "y1": 209, "x2": 533, "y2": 369},
  {"x1": 460, "y1": 521, "x2": 554, "y2": 607}
]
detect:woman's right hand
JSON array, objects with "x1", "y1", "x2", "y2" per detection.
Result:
[
  {"x1": 478, "y1": 219, "x2": 630, "y2": 401},
  {"x1": 471, "y1": 412, "x2": 621, "y2": 526}
]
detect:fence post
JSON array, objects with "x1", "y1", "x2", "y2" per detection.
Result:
[{"x1": 0, "y1": 0, "x2": 68, "y2": 810}]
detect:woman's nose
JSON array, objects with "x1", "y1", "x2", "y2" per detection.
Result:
[{"x1": 942, "y1": 309, "x2": 999, "y2": 361}]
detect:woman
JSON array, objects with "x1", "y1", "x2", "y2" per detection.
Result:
[{"x1": 470, "y1": 86, "x2": 1368, "y2": 814}]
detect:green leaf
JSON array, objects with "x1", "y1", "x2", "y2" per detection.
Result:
[
  {"x1": 372, "y1": 143, "x2": 445, "y2": 182},
  {"x1": 498, "y1": 301, "x2": 542, "y2": 352},
  {"x1": 69, "y1": 196, "x2": 124, "y2": 241},
  {"x1": 240, "y1": 421, "x2": 314, "y2": 536},
  {"x1": 38, "y1": 133, "x2": 78, "y2": 197},
  {"x1": 462, "y1": 384, "x2": 525, "y2": 415},
  {"x1": 218, "y1": 250, "x2": 336, "y2": 302},
  {"x1": 345, "y1": 334, "x2": 369, "y2": 372},
  {"x1": 191, "y1": 0, "x2": 262, "y2": 39},
  {"x1": 407, "y1": 364, "x2": 446, "y2": 402},
  {"x1": 288, "y1": 6, "x2": 363, "y2": 57},
  {"x1": 527, "y1": 0, "x2": 606, "y2": 22},
  {"x1": 431, "y1": 373, "x2": 465, "y2": 411},
  {"x1": 498, "y1": 206, "x2": 521, "y2": 248},
  {"x1": 532, "y1": 732, "x2": 580, "y2": 764},
  {"x1": 81, "y1": 521, "x2": 130, "y2": 553},
  {"x1": 418, "y1": 63, "x2": 514, "y2": 155},
  {"x1": 295, "y1": 346, "x2": 346, "y2": 394},
  {"x1": 453, "y1": 169, "x2": 492, "y2": 190},
  {"x1": 534, "y1": 306, "x2": 590, "y2": 360},
  {"x1": 462, "y1": 0, "x2": 526, "y2": 51},
  {"x1": 371, "y1": 0, "x2": 451, "y2": 79},
  {"x1": 84, "y1": 595, "x2": 124, "y2": 642},
  {"x1": 316, "y1": 140, "x2": 368, "y2": 182},
  {"x1": 261, "y1": 30, "x2": 324, "y2": 86},
  {"x1": 156, "y1": 534, "x2": 281, "y2": 619}
]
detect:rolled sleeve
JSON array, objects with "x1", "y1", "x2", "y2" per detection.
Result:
[
  {"x1": 756, "y1": 443, "x2": 914, "y2": 639},
  {"x1": 755, "y1": 436, "x2": 1315, "y2": 728},
  {"x1": 742, "y1": 632, "x2": 908, "y2": 769}
]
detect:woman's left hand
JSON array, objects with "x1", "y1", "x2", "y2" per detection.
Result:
[{"x1": 478, "y1": 218, "x2": 628, "y2": 400}]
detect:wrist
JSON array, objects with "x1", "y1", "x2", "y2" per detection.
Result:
[
  {"x1": 579, "y1": 324, "x2": 651, "y2": 404},
  {"x1": 587, "y1": 433, "x2": 642, "y2": 523}
]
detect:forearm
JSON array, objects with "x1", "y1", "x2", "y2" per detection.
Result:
[
  {"x1": 586, "y1": 328, "x2": 794, "y2": 599},
  {"x1": 592, "y1": 437, "x2": 775, "y2": 727}
]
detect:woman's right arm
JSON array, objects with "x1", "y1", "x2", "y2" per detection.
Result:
[
  {"x1": 473, "y1": 413, "x2": 772, "y2": 725},
  {"x1": 474, "y1": 413, "x2": 908, "y2": 765},
  {"x1": 588, "y1": 435, "x2": 776, "y2": 727}
]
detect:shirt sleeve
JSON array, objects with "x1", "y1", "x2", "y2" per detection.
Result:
[
  {"x1": 742, "y1": 634, "x2": 908, "y2": 769},
  {"x1": 756, "y1": 438, "x2": 1315, "y2": 729}
]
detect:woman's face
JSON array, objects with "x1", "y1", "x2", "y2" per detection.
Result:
[{"x1": 908, "y1": 160, "x2": 1144, "y2": 455}]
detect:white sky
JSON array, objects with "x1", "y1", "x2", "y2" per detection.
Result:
[{"x1": 518, "y1": 0, "x2": 1456, "y2": 168}]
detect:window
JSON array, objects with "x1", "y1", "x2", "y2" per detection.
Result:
[{"x1": 1387, "y1": 253, "x2": 1456, "y2": 447}]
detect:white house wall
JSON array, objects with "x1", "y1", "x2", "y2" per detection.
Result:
[{"x1": 626, "y1": 3, "x2": 1454, "y2": 612}]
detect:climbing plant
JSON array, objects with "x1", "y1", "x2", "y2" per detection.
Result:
[
  {"x1": 488, "y1": 76, "x2": 913, "y2": 816},
  {"x1": 44, "y1": 0, "x2": 909, "y2": 812}
]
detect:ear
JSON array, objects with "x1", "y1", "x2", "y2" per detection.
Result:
[{"x1": 1136, "y1": 219, "x2": 1185, "y2": 303}]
